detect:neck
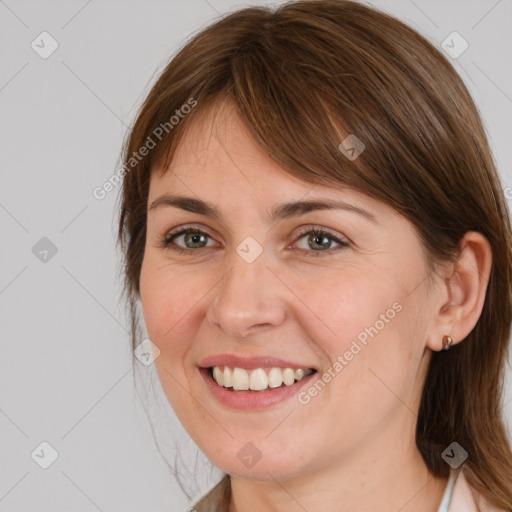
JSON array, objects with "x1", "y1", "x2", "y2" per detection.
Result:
[{"x1": 228, "y1": 442, "x2": 448, "y2": 512}]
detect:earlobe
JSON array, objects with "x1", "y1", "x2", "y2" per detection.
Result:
[{"x1": 426, "y1": 231, "x2": 493, "y2": 352}]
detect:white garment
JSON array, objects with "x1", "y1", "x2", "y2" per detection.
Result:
[{"x1": 437, "y1": 467, "x2": 460, "y2": 512}]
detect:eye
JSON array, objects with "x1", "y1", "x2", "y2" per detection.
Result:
[
  {"x1": 158, "y1": 225, "x2": 217, "y2": 253},
  {"x1": 292, "y1": 226, "x2": 349, "y2": 257}
]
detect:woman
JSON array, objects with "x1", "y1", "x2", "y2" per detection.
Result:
[{"x1": 116, "y1": 1, "x2": 512, "y2": 510}]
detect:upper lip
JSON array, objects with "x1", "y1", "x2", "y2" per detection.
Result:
[{"x1": 198, "y1": 354, "x2": 317, "y2": 371}]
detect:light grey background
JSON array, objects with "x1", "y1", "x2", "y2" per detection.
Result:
[{"x1": 1, "y1": 0, "x2": 511, "y2": 511}]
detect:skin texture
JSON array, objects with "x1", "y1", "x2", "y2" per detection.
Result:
[{"x1": 139, "y1": 100, "x2": 492, "y2": 512}]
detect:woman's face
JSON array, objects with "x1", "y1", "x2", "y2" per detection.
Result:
[{"x1": 139, "y1": 102, "x2": 442, "y2": 481}]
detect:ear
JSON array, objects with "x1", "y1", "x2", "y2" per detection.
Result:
[{"x1": 425, "y1": 231, "x2": 493, "y2": 351}]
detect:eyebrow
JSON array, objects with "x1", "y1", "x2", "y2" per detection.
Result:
[{"x1": 148, "y1": 195, "x2": 378, "y2": 223}]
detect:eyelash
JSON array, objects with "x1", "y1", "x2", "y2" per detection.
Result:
[{"x1": 158, "y1": 224, "x2": 349, "y2": 257}]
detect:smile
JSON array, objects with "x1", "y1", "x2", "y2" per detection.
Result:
[
  {"x1": 199, "y1": 364, "x2": 318, "y2": 410},
  {"x1": 210, "y1": 365, "x2": 315, "y2": 391}
]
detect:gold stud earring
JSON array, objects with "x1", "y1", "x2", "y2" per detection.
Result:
[{"x1": 442, "y1": 335, "x2": 453, "y2": 350}]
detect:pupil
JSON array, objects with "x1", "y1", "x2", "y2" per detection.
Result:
[
  {"x1": 187, "y1": 233, "x2": 204, "y2": 247},
  {"x1": 311, "y1": 234, "x2": 329, "y2": 250}
]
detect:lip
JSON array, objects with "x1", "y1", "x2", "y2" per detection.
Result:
[
  {"x1": 199, "y1": 366, "x2": 317, "y2": 411},
  {"x1": 198, "y1": 354, "x2": 317, "y2": 371}
]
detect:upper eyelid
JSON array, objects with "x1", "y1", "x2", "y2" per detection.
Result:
[{"x1": 165, "y1": 224, "x2": 216, "y2": 242}]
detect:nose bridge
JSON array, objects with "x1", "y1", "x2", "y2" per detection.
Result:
[{"x1": 207, "y1": 242, "x2": 285, "y2": 338}]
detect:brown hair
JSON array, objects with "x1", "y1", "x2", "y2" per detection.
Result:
[{"x1": 116, "y1": 0, "x2": 512, "y2": 507}]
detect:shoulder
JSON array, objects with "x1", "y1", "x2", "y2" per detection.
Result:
[
  {"x1": 449, "y1": 467, "x2": 508, "y2": 512},
  {"x1": 190, "y1": 475, "x2": 231, "y2": 512}
]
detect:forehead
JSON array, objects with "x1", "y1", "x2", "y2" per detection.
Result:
[
  {"x1": 150, "y1": 101, "x2": 345, "y2": 199},
  {"x1": 151, "y1": 101, "x2": 286, "y2": 182},
  {"x1": 147, "y1": 100, "x2": 396, "y2": 224}
]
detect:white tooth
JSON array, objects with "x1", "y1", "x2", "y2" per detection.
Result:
[
  {"x1": 232, "y1": 367, "x2": 249, "y2": 390},
  {"x1": 223, "y1": 367, "x2": 233, "y2": 388},
  {"x1": 216, "y1": 365, "x2": 311, "y2": 390},
  {"x1": 283, "y1": 368, "x2": 295, "y2": 386},
  {"x1": 213, "y1": 367, "x2": 224, "y2": 386},
  {"x1": 249, "y1": 368, "x2": 268, "y2": 390},
  {"x1": 294, "y1": 368, "x2": 305, "y2": 380},
  {"x1": 268, "y1": 367, "x2": 283, "y2": 388}
]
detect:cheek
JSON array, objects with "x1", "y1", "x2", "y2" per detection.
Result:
[
  {"x1": 139, "y1": 263, "x2": 205, "y2": 421},
  {"x1": 139, "y1": 260, "x2": 198, "y2": 355},
  {"x1": 289, "y1": 267, "x2": 401, "y2": 360},
  {"x1": 290, "y1": 268, "x2": 415, "y2": 406}
]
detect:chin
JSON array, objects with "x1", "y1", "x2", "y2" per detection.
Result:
[{"x1": 197, "y1": 439, "x2": 315, "y2": 483}]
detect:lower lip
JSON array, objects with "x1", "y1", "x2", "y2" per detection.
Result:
[{"x1": 199, "y1": 367, "x2": 317, "y2": 411}]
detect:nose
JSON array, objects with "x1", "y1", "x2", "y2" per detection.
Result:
[{"x1": 206, "y1": 250, "x2": 287, "y2": 339}]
